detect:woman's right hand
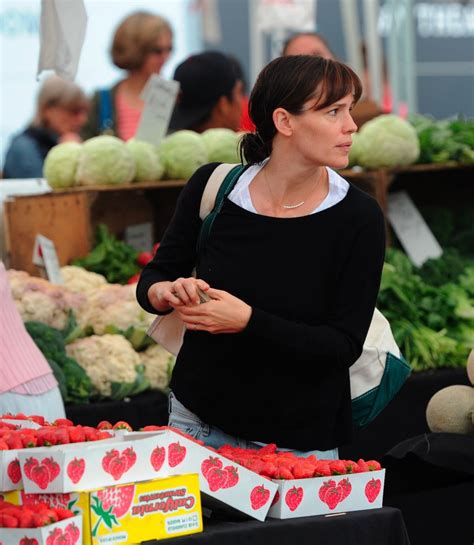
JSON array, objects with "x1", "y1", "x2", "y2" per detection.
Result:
[{"x1": 148, "y1": 278, "x2": 210, "y2": 312}]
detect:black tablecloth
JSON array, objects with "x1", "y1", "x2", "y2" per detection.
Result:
[
  {"x1": 383, "y1": 433, "x2": 474, "y2": 545},
  {"x1": 146, "y1": 507, "x2": 409, "y2": 545},
  {"x1": 340, "y1": 367, "x2": 470, "y2": 460},
  {"x1": 65, "y1": 389, "x2": 169, "y2": 429}
]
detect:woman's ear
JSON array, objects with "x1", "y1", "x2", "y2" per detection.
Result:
[{"x1": 272, "y1": 107, "x2": 293, "y2": 137}]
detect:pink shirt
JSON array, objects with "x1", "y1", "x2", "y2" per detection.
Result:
[
  {"x1": 0, "y1": 262, "x2": 57, "y2": 394},
  {"x1": 116, "y1": 92, "x2": 142, "y2": 141}
]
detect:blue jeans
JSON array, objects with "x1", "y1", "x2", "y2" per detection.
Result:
[{"x1": 168, "y1": 392, "x2": 339, "y2": 459}]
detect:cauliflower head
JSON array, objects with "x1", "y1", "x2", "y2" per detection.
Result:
[
  {"x1": 356, "y1": 114, "x2": 420, "y2": 168},
  {"x1": 7, "y1": 269, "x2": 86, "y2": 329},
  {"x1": 60, "y1": 266, "x2": 107, "y2": 294},
  {"x1": 139, "y1": 344, "x2": 175, "y2": 391},
  {"x1": 66, "y1": 334, "x2": 139, "y2": 397}
]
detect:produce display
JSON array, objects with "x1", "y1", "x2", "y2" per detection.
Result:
[
  {"x1": 7, "y1": 266, "x2": 175, "y2": 405},
  {"x1": 378, "y1": 205, "x2": 474, "y2": 370}
]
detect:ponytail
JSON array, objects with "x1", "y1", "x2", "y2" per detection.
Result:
[{"x1": 239, "y1": 132, "x2": 271, "y2": 164}]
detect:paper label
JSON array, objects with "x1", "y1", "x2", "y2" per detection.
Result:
[
  {"x1": 125, "y1": 222, "x2": 153, "y2": 252},
  {"x1": 136, "y1": 75, "x2": 180, "y2": 146},
  {"x1": 32, "y1": 234, "x2": 63, "y2": 284},
  {"x1": 387, "y1": 191, "x2": 443, "y2": 267}
]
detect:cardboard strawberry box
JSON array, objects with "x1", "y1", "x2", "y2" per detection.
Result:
[
  {"x1": 17, "y1": 434, "x2": 170, "y2": 494},
  {"x1": 129, "y1": 430, "x2": 278, "y2": 522},
  {"x1": 4, "y1": 475, "x2": 202, "y2": 545},
  {"x1": 268, "y1": 469, "x2": 385, "y2": 519},
  {"x1": 0, "y1": 449, "x2": 26, "y2": 492},
  {"x1": 0, "y1": 514, "x2": 82, "y2": 545}
]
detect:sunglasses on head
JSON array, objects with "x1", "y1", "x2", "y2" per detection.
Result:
[{"x1": 149, "y1": 46, "x2": 173, "y2": 56}]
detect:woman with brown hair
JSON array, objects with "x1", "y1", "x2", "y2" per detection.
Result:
[
  {"x1": 3, "y1": 75, "x2": 89, "y2": 179},
  {"x1": 81, "y1": 11, "x2": 173, "y2": 141},
  {"x1": 137, "y1": 55, "x2": 386, "y2": 457}
]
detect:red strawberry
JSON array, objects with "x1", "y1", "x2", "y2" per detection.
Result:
[
  {"x1": 343, "y1": 460, "x2": 360, "y2": 474},
  {"x1": 168, "y1": 442, "x2": 186, "y2": 467},
  {"x1": 96, "y1": 484, "x2": 135, "y2": 518},
  {"x1": 0, "y1": 513, "x2": 19, "y2": 527},
  {"x1": 7, "y1": 459, "x2": 21, "y2": 483},
  {"x1": 32, "y1": 512, "x2": 51, "y2": 527},
  {"x1": 201, "y1": 456, "x2": 223, "y2": 479},
  {"x1": 339, "y1": 477, "x2": 352, "y2": 500},
  {"x1": 141, "y1": 425, "x2": 165, "y2": 432},
  {"x1": 123, "y1": 447, "x2": 137, "y2": 470},
  {"x1": 271, "y1": 490, "x2": 280, "y2": 506},
  {"x1": 19, "y1": 538, "x2": 39, "y2": 545},
  {"x1": 318, "y1": 479, "x2": 336, "y2": 502},
  {"x1": 108, "y1": 455, "x2": 129, "y2": 480},
  {"x1": 65, "y1": 521, "x2": 81, "y2": 543},
  {"x1": 42, "y1": 457, "x2": 60, "y2": 481},
  {"x1": 275, "y1": 466, "x2": 294, "y2": 480},
  {"x1": 250, "y1": 485, "x2": 270, "y2": 510},
  {"x1": 53, "y1": 507, "x2": 74, "y2": 521},
  {"x1": 329, "y1": 460, "x2": 347, "y2": 475},
  {"x1": 18, "y1": 508, "x2": 35, "y2": 528},
  {"x1": 127, "y1": 274, "x2": 141, "y2": 285},
  {"x1": 365, "y1": 478, "x2": 382, "y2": 503},
  {"x1": 67, "y1": 458, "x2": 85, "y2": 484},
  {"x1": 222, "y1": 466, "x2": 239, "y2": 488},
  {"x1": 97, "y1": 421, "x2": 113, "y2": 430},
  {"x1": 366, "y1": 460, "x2": 382, "y2": 471},
  {"x1": 67, "y1": 426, "x2": 85, "y2": 444},
  {"x1": 113, "y1": 421, "x2": 132, "y2": 431},
  {"x1": 285, "y1": 486, "x2": 304, "y2": 512},
  {"x1": 52, "y1": 418, "x2": 74, "y2": 427},
  {"x1": 206, "y1": 467, "x2": 228, "y2": 492},
  {"x1": 0, "y1": 440, "x2": 8, "y2": 450},
  {"x1": 152, "y1": 242, "x2": 160, "y2": 254},
  {"x1": 102, "y1": 449, "x2": 119, "y2": 473},
  {"x1": 293, "y1": 462, "x2": 315, "y2": 479},
  {"x1": 64, "y1": 522, "x2": 81, "y2": 545},
  {"x1": 313, "y1": 461, "x2": 332, "y2": 477},
  {"x1": 357, "y1": 459, "x2": 370, "y2": 473},
  {"x1": 29, "y1": 415, "x2": 46, "y2": 426},
  {"x1": 150, "y1": 446, "x2": 166, "y2": 471},
  {"x1": 30, "y1": 464, "x2": 51, "y2": 490}
]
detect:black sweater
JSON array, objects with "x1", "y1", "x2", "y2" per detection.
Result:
[{"x1": 137, "y1": 163, "x2": 386, "y2": 450}]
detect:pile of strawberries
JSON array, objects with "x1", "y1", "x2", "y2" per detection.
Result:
[
  {"x1": 0, "y1": 421, "x2": 113, "y2": 451},
  {"x1": 215, "y1": 443, "x2": 382, "y2": 480},
  {"x1": 0, "y1": 499, "x2": 75, "y2": 528}
]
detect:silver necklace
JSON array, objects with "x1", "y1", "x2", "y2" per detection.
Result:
[{"x1": 264, "y1": 167, "x2": 324, "y2": 209}]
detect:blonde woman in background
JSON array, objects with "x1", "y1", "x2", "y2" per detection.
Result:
[
  {"x1": 81, "y1": 11, "x2": 173, "y2": 141},
  {"x1": 2, "y1": 76, "x2": 89, "y2": 179}
]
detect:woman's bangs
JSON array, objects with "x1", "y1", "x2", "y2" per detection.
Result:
[{"x1": 315, "y1": 62, "x2": 362, "y2": 110}]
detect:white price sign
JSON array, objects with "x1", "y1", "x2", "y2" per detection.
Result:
[
  {"x1": 387, "y1": 191, "x2": 443, "y2": 267},
  {"x1": 136, "y1": 75, "x2": 180, "y2": 146},
  {"x1": 32, "y1": 234, "x2": 63, "y2": 284}
]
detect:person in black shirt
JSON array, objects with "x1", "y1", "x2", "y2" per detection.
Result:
[{"x1": 136, "y1": 55, "x2": 385, "y2": 457}]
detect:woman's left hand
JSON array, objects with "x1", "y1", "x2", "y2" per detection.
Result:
[{"x1": 175, "y1": 288, "x2": 252, "y2": 334}]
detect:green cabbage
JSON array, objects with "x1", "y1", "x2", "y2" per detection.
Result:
[
  {"x1": 356, "y1": 114, "x2": 420, "y2": 168},
  {"x1": 76, "y1": 135, "x2": 135, "y2": 185},
  {"x1": 43, "y1": 142, "x2": 82, "y2": 188},
  {"x1": 201, "y1": 128, "x2": 241, "y2": 163},
  {"x1": 348, "y1": 132, "x2": 362, "y2": 167},
  {"x1": 159, "y1": 130, "x2": 208, "y2": 180},
  {"x1": 126, "y1": 139, "x2": 164, "y2": 182}
]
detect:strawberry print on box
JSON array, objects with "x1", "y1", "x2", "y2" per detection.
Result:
[
  {"x1": 0, "y1": 514, "x2": 82, "y2": 545},
  {"x1": 268, "y1": 469, "x2": 385, "y2": 519},
  {"x1": 1, "y1": 451, "x2": 28, "y2": 491},
  {"x1": 18, "y1": 434, "x2": 169, "y2": 494}
]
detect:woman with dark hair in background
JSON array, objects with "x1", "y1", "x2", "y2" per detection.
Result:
[
  {"x1": 81, "y1": 11, "x2": 173, "y2": 141},
  {"x1": 137, "y1": 55, "x2": 385, "y2": 458},
  {"x1": 3, "y1": 76, "x2": 89, "y2": 179}
]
